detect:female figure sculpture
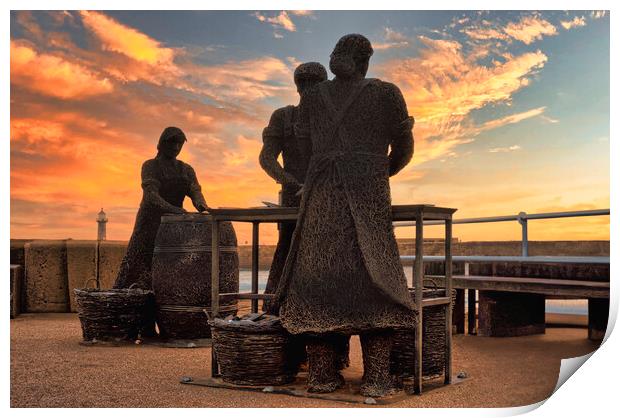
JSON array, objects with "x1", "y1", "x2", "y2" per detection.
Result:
[
  {"x1": 275, "y1": 34, "x2": 416, "y2": 397},
  {"x1": 113, "y1": 127, "x2": 209, "y2": 290}
]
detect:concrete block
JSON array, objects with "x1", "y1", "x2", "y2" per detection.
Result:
[
  {"x1": 10, "y1": 265, "x2": 23, "y2": 318},
  {"x1": 10, "y1": 239, "x2": 33, "y2": 266},
  {"x1": 24, "y1": 240, "x2": 69, "y2": 313},
  {"x1": 588, "y1": 298, "x2": 609, "y2": 341},
  {"x1": 97, "y1": 241, "x2": 127, "y2": 289},
  {"x1": 66, "y1": 240, "x2": 98, "y2": 312},
  {"x1": 478, "y1": 291, "x2": 545, "y2": 337}
]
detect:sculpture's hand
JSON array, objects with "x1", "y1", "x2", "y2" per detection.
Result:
[
  {"x1": 282, "y1": 173, "x2": 301, "y2": 187},
  {"x1": 265, "y1": 298, "x2": 280, "y2": 316},
  {"x1": 167, "y1": 206, "x2": 187, "y2": 215},
  {"x1": 195, "y1": 202, "x2": 210, "y2": 213},
  {"x1": 294, "y1": 184, "x2": 305, "y2": 197}
]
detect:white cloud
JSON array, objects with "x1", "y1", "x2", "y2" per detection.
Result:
[
  {"x1": 374, "y1": 27, "x2": 410, "y2": 50},
  {"x1": 489, "y1": 145, "x2": 522, "y2": 153},
  {"x1": 590, "y1": 11, "x2": 607, "y2": 19},
  {"x1": 254, "y1": 11, "x2": 296, "y2": 32},
  {"x1": 560, "y1": 16, "x2": 587, "y2": 30}
]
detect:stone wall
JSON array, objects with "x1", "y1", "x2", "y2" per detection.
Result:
[
  {"x1": 24, "y1": 241, "x2": 69, "y2": 313},
  {"x1": 13, "y1": 239, "x2": 127, "y2": 313}
]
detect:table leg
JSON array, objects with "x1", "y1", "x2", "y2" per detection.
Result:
[
  {"x1": 211, "y1": 220, "x2": 220, "y2": 377},
  {"x1": 454, "y1": 289, "x2": 465, "y2": 334},
  {"x1": 251, "y1": 222, "x2": 260, "y2": 313},
  {"x1": 444, "y1": 219, "x2": 453, "y2": 385},
  {"x1": 468, "y1": 289, "x2": 477, "y2": 335}
]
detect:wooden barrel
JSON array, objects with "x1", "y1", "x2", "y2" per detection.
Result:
[{"x1": 152, "y1": 214, "x2": 239, "y2": 339}]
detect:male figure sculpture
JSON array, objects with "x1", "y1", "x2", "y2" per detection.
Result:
[
  {"x1": 274, "y1": 34, "x2": 416, "y2": 397},
  {"x1": 114, "y1": 127, "x2": 209, "y2": 290},
  {"x1": 259, "y1": 62, "x2": 328, "y2": 314}
]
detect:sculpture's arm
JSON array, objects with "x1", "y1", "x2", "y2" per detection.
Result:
[
  {"x1": 141, "y1": 161, "x2": 186, "y2": 214},
  {"x1": 259, "y1": 110, "x2": 300, "y2": 186},
  {"x1": 386, "y1": 83, "x2": 415, "y2": 177},
  {"x1": 259, "y1": 137, "x2": 299, "y2": 186},
  {"x1": 186, "y1": 165, "x2": 209, "y2": 212},
  {"x1": 388, "y1": 117, "x2": 414, "y2": 176}
]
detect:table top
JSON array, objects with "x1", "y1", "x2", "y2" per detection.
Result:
[{"x1": 202, "y1": 204, "x2": 456, "y2": 223}]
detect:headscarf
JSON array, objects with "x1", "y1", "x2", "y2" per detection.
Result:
[{"x1": 157, "y1": 126, "x2": 187, "y2": 152}]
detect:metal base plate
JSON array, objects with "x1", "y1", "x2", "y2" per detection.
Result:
[
  {"x1": 79, "y1": 337, "x2": 212, "y2": 348},
  {"x1": 180, "y1": 373, "x2": 459, "y2": 405}
]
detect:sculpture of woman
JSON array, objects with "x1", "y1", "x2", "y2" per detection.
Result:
[
  {"x1": 113, "y1": 127, "x2": 209, "y2": 290},
  {"x1": 275, "y1": 34, "x2": 416, "y2": 397}
]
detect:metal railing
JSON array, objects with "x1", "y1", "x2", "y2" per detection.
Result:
[{"x1": 394, "y1": 208, "x2": 610, "y2": 257}]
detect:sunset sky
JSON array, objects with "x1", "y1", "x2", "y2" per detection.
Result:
[{"x1": 9, "y1": 10, "x2": 610, "y2": 244}]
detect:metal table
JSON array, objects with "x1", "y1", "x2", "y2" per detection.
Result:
[{"x1": 208, "y1": 204, "x2": 456, "y2": 395}]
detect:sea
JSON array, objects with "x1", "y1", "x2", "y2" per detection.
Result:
[{"x1": 239, "y1": 269, "x2": 588, "y2": 315}]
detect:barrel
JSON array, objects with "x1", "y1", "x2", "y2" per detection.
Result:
[{"x1": 152, "y1": 214, "x2": 239, "y2": 339}]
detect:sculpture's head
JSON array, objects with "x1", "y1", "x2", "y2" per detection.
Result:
[
  {"x1": 157, "y1": 126, "x2": 187, "y2": 159},
  {"x1": 294, "y1": 62, "x2": 328, "y2": 97},
  {"x1": 329, "y1": 34, "x2": 374, "y2": 79}
]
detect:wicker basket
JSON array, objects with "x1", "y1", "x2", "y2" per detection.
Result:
[
  {"x1": 74, "y1": 288, "x2": 155, "y2": 342},
  {"x1": 390, "y1": 288, "x2": 455, "y2": 379},
  {"x1": 210, "y1": 313, "x2": 300, "y2": 386}
]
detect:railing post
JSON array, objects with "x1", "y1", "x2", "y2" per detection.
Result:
[{"x1": 518, "y1": 211, "x2": 528, "y2": 257}]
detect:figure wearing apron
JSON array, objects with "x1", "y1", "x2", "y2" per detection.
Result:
[{"x1": 275, "y1": 35, "x2": 416, "y2": 397}]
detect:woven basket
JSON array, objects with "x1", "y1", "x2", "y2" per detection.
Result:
[
  {"x1": 210, "y1": 314, "x2": 300, "y2": 386},
  {"x1": 74, "y1": 288, "x2": 155, "y2": 342},
  {"x1": 391, "y1": 288, "x2": 455, "y2": 378}
]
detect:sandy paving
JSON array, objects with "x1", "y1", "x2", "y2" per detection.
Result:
[{"x1": 10, "y1": 313, "x2": 599, "y2": 408}]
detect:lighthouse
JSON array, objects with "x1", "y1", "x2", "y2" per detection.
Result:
[{"x1": 96, "y1": 208, "x2": 108, "y2": 241}]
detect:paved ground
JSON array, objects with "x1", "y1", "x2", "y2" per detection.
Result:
[{"x1": 10, "y1": 313, "x2": 599, "y2": 408}]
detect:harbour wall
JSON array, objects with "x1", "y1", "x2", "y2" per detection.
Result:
[{"x1": 10, "y1": 238, "x2": 609, "y2": 313}]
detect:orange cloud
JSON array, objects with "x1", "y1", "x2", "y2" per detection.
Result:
[
  {"x1": 10, "y1": 41, "x2": 113, "y2": 99},
  {"x1": 462, "y1": 15, "x2": 557, "y2": 45},
  {"x1": 79, "y1": 11, "x2": 177, "y2": 67},
  {"x1": 503, "y1": 15, "x2": 557, "y2": 44},
  {"x1": 560, "y1": 16, "x2": 587, "y2": 30},
  {"x1": 187, "y1": 56, "x2": 296, "y2": 104},
  {"x1": 462, "y1": 27, "x2": 508, "y2": 41},
  {"x1": 377, "y1": 36, "x2": 548, "y2": 165},
  {"x1": 288, "y1": 10, "x2": 313, "y2": 17}
]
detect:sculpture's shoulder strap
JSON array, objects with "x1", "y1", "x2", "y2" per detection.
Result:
[{"x1": 319, "y1": 78, "x2": 373, "y2": 130}]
